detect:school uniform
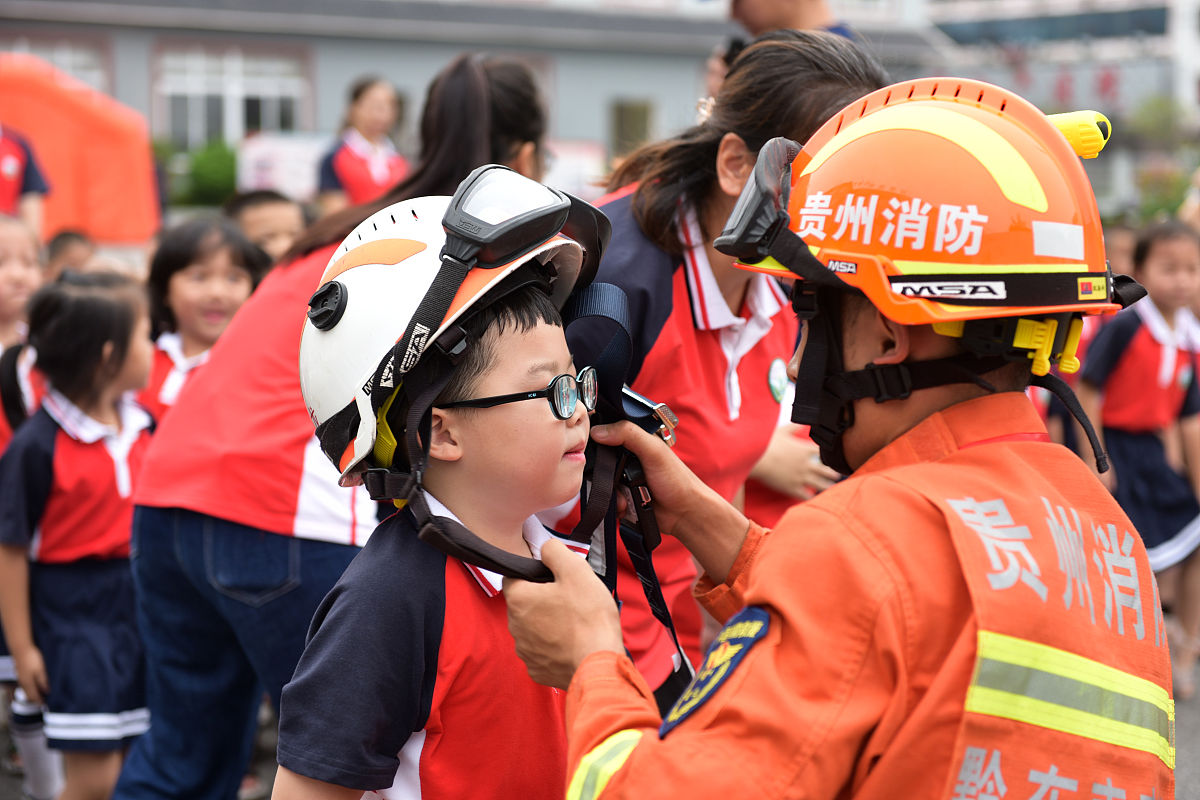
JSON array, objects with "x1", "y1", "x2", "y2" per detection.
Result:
[
  {"x1": 560, "y1": 187, "x2": 798, "y2": 688},
  {"x1": 135, "y1": 332, "x2": 209, "y2": 422},
  {"x1": 277, "y1": 493, "x2": 586, "y2": 797},
  {"x1": 0, "y1": 389, "x2": 152, "y2": 750},
  {"x1": 318, "y1": 129, "x2": 408, "y2": 206},
  {"x1": 1081, "y1": 299, "x2": 1200, "y2": 570},
  {"x1": 0, "y1": 125, "x2": 49, "y2": 216}
]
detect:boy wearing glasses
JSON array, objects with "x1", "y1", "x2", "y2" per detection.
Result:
[{"x1": 272, "y1": 205, "x2": 598, "y2": 798}]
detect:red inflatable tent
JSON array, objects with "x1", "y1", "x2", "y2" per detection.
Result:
[{"x1": 0, "y1": 52, "x2": 159, "y2": 243}]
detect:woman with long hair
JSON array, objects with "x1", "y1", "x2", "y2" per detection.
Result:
[
  {"x1": 315, "y1": 76, "x2": 408, "y2": 217},
  {"x1": 560, "y1": 30, "x2": 888, "y2": 699}
]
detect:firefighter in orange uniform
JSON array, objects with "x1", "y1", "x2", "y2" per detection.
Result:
[{"x1": 504, "y1": 77, "x2": 1175, "y2": 800}]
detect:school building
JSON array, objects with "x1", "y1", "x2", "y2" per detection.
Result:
[{"x1": 1, "y1": 0, "x2": 950, "y2": 199}]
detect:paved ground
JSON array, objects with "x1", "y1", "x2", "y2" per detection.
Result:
[
  {"x1": 1, "y1": 688, "x2": 1196, "y2": 799},
  {"x1": 0, "y1": 706, "x2": 278, "y2": 800}
]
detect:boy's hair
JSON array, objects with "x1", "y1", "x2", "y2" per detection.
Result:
[
  {"x1": 28, "y1": 271, "x2": 145, "y2": 406},
  {"x1": 147, "y1": 217, "x2": 272, "y2": 337},
  {"x1": 46, "y1": 229, "x2": 93, "y2": 261},
  {"x1": 1132, "y1": 220, "x2": 1200, "y2": 272},
  {"x1": 222, "y1": 189, "x2": 304, "y2": 222},
  {"x1": 436, "y1": 282, "x2": 563, "y2": 406}
]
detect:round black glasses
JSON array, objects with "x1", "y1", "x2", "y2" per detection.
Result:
[{"x1": 439, "y1": 366, "x2": 598, "y2": 420}]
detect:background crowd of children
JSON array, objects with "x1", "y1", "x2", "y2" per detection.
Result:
[{"x1": 2, "y1": 21, "x2": 1200, "y2": 800}]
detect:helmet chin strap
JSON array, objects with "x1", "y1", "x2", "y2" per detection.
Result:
[{"x1": 790, "y1": 288, "x2": 1076, "y2": 474}]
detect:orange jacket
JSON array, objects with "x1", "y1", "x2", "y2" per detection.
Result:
[{"x1": 565, "y1": 392, "x2": 1174, "y2": 799}]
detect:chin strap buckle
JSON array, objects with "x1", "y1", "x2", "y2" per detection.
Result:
[{"x1": 864, "y1": 363, "x2": 913, "y2": 402}]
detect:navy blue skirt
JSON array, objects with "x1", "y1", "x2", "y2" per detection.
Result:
[
  {"x1": 29, "y1": 558, "x2": 148, "y2": 751},
  {"x1": 1107, "y1": 427, "x2": 1200, "y2": 571}
]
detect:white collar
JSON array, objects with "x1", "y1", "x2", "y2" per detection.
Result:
[
  {"x1": 423, "y1": 491, "x2": 566, "y2": 597},
  {"x1": 1132, "y1": 297, "x2": 1200, "y2": 351},
  {"x1": 42, "y1": 387, "x2": 152, "y2": 445},
  {"x1": 678, "y1": 205, "x2": 787, "y2": 331},
  {"x1": 155, "y1": 332, "x2": 210, "y2": 372}
]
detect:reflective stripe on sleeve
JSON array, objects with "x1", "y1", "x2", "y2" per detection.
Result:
[
  {"x1": 566, "y1": 729, "x2": 644, "y2": 800},
  {"x1": 966, "y1": 630, "x2": 1175, "y2": 768}
]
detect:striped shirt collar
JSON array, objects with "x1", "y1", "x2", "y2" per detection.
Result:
[
  {"x1": 678, "y1": 205, "x2": 788, "y2": 331},
  {"x1": 42, "y1": 387, "x2": 152, "y2": 445}
]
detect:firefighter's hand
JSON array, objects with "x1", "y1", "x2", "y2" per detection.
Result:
[
  {"x1": 504, "y1": 539, "x2": 624, "y2": 689},
  {"x1": 592, "y1": 421, "x2": 750, "y2": 584}
]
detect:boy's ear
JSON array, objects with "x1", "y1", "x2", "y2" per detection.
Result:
[{"x1": 428, "y1": 408, "x2": 464, "y2": 463}]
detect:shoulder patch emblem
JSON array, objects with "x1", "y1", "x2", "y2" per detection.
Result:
[{"x1": 659, "y1": 606, "x2": 769, "y2": 737}]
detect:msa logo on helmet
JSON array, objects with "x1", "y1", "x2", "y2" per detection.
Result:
[
  {"x1": 895, "y1": 281, "x2": 1007, "y2": 300},
  {"x1": 399, "y1": 324, "x2": 432, "y2": 373},
  {"x1": 827, "y1": 259, "x2": 858, "y2": 274},
  {"x1": 377, "y1": 355, "x2": 396, "y2": 391}
]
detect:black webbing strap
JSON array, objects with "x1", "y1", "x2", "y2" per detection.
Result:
[
  {"x1": 563, "y1": 281, "x2": 695, "y2": 706},
  {"x1": 825, "y1": 353, "x2": 1009, "y2": 405},
  {"x1": 370, "y1": 256, "x2": 472, "y2": 414},
  {"x1": 1032, "y1": 371, "x2": 1110, "y2": 473}
]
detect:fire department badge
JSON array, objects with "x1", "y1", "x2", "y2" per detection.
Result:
[{"x1": 659, "y1": 606, "x2": 769, "y2": 737}]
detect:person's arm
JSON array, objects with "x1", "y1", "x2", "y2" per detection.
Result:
[
  {"x1": 275, "y1": 528, "x2": 441, "y2": 791},
  {"x1": 747, "y1": 424, "x2": 841, "y2": 500},
  {"x1": 316, "y1": 149, "x2": 349, "y2": 219},
  {"x1": 0, "y1": 544, "x2": 46, "y2": 704},
  {"x1": 271, "y1": 766, "x2": 366, "y2": 800},
  {"x1": 17, "y1": 194, "x2": 42, "y2": 241},
  {"x1": 508, "y1": 502, "x2": 904, "y2": 799},
  {"x1": 1178, "y1": 362, "x2": 1200, "y2": 497},
  {"x1": 1181, "y1": 416, "x2": 1200, "y2": 499},
  {"x1": 0, "y1": 420, "x2": 53, "y2": 703}
]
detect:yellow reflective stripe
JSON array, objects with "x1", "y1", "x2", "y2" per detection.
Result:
[
  {"x1": 800, "y1": 104, "x2": 1049, "y2": 212},
  {"x1": 892, "y1": 260, "x2": 1090, "y2": 275},
  {"x1": 966, "y1": 686, "x2": 1174, "y2": 768},
  {"x1": 566, "y1": 730, "x2": 643, "y2": 800},
  {"x1": 978, "y1": 631, "x2": 1171, "y2": 714},
  {"x1": 970, "y1": 631, "x2": 1175, "y2": 768}
]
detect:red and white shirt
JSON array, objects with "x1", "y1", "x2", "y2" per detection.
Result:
[
  {"x1": 318, "y1": 130, "x2": 409, "y2": 206},
  {"x1": 133, "y1": 245, "x2": 377, "y2": 546},
  {"x1": 0, "y1": 389, "x2": 152, "y2": 562},
  {"x1": 278, "y1": 494, "x2": 587, "y2": 797},
  {"x1": 136, "y1": 332, "x2": 210, "y2": 422}
]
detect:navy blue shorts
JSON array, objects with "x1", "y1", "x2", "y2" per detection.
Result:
[
  {"x1": 30, "y1": 559, "x2": 148, "y2": 751},
  {"x1": 1107, "y1": 427, "x2": 1200, "y2": 571}
]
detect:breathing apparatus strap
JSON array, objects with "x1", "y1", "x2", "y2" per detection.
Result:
[{"x1": 563, "y1": 281, "x2": 695, "y2": 711}]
